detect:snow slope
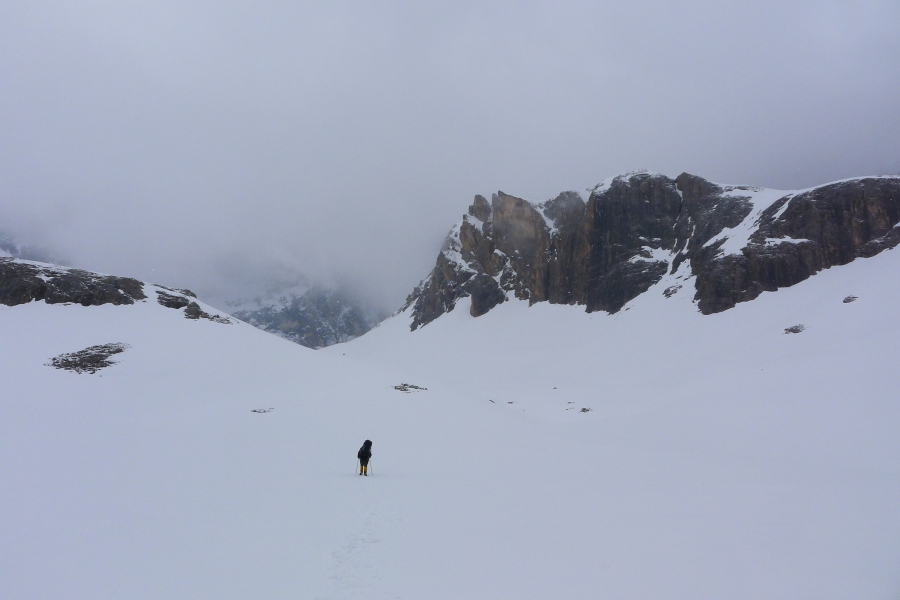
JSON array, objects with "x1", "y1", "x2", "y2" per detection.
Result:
[{"x1": 3, "y1": 248, "x2": 900, "y2": 598}]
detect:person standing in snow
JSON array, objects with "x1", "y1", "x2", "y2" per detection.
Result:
[{"x1": 358, "y1": 440, "x2": 372, "y2": 476}]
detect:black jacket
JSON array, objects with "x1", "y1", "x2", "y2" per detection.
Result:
[{"x1": 357, "y1": 440, "x2": 372, "y2": 464}]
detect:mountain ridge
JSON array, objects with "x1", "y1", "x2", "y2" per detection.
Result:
[
  {"x1": 403, "y1": 171, "x2": 900, "y2": 329},
  {"x1": 230, "y1": 286, "x2": 380, "y2": 349}
]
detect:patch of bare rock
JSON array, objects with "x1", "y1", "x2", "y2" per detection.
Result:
[
  {"x1": 46, "y1": 343, "x2": 130, "y2": 374},
  {"x1": 394, "y1": 383, "x2": 427, "y2": 393}
]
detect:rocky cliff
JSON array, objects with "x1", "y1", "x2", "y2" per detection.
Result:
[{"x1": 404, "y1": 172, "x2": 900, "y2": 329}]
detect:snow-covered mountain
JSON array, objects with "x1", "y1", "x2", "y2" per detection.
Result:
[
  {"x1": 226, "y1": 283, "x2": 381, "y2": 349},
  {"x1": 405, "y1": 172, "x2": 900, "y2": 329},
  {"x1": 0, "y1": 240, "x2": 374, "y2": 351},
  {"x1": 2, "y1": 169, "x2": 900, "y2": 598}
]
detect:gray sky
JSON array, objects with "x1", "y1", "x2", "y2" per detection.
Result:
[{"x1": 2, "y1": 1, "x2": 898, "y2": 310}]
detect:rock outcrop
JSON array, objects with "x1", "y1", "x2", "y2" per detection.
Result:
[
  {"x1": 0, "y1": 257, "x2": 233, "y2": 324},
  {"x1": 0, "y1": 258, "x2": 146, "y2": 306},
  {"x1": 404, "y1": 172, "x2": 900, "y2": 329},
  {"x1": 155, "y1": 287, "x2": 231, "y2": 323}
]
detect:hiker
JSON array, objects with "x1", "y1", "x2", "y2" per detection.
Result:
[{"x1": 358, "y1": 439, "x2": 372, "y2": 476}]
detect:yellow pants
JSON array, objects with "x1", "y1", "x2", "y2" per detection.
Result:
[{"x1": 360, "y1": 464, "x2": 368, "y2": 475}]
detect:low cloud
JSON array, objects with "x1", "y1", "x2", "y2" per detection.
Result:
[{"x1": 2, "y1": 1, "x2": 898, "y2": 312}]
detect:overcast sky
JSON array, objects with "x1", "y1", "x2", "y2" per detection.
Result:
[{"x1": 1, "y1": 1, "x2": 898, "y2": 310}]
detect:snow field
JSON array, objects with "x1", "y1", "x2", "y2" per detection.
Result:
[
  {"x1": 334, "y1": 246, "x2": 900, "y2": 598},
  {"x1": 2, "y1": 248, "x2": 900, "y2": 598}
]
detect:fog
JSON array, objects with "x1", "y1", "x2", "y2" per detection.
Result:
[{"x1": 2, "y1": 1, "x2": 898, "y2": 311}]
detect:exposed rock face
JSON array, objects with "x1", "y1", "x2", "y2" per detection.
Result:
[
  {"x1": 0, "y1": 258, "x2": 229, "y2": 325},
  {"x1": 156, "y1": 288, "x2": 231, "y2": 323},
  {"x1": 183, "y1": 301, "x2": 231, "y2": 323},
  {"x1": 691, "y1": 177, "x2": 900, "y2": 313},
  {"x1": 156, "y1": 290, "x2": 192, "y2": 309},
  {"x1": 0, "y1": 258, "x2": 146, "y2": 306},
  {"x1": 404, "y1": 172, "x2": 900, "y2": 329},
  {"x1": 232, "y1": 288, "x2": 377, "y2": 349}
]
